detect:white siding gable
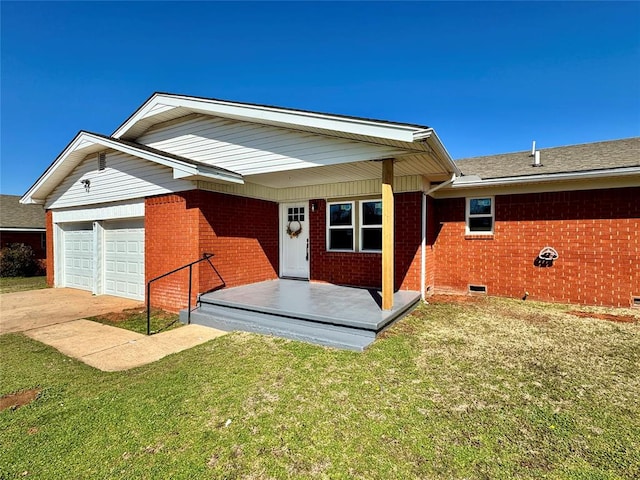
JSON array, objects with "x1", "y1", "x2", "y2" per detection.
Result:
[
  {"x1": 136, "y1": 114, "x2": 408, "y2": 176},
  {"x1": 46, "y1": 149, "x2": 195, "y2": 209}
]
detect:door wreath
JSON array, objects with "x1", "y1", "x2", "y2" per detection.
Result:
[{"x1": 286, "y1": 220, "x2": 303, "y2": 238}]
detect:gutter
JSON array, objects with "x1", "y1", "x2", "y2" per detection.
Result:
[
  {"x1": 0, "y1": 227, "x2": 46, "y2": 232},
  {"x1": 425, "y1": 173, "x2": 457, "y2": 196},
  {"x1": 449, "y1": 166, "x2": 640, "y2": 189},
  {"x1": 420, "y1": 172, "x2": 457, "y2": 301},
  {"x1": 420, "y1": 193, "x2": 427, "y2": 301}
]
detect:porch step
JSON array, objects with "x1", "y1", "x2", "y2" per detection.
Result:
[
  {"x1": 180, "y1": 302, "x2": 378, "y2": 351},
  {"x1": 180, "y1": 280, "x2": 421, "y2": 351}
]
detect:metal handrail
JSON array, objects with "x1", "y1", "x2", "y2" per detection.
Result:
[{"x1": 146, "y1": 253, "x2": 215, "y2": 335}]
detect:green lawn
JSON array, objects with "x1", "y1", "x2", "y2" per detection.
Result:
[
  {"x1": 0, "y1": 276, "x2": 47, "y2": 294},
  {"x1": 86, "y1": 307, "x2": 182, "y2": 335},
  {"x1": 1, "y1": 297, "x2": 638, "y2": 479}
]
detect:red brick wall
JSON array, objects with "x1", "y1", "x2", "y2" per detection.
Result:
[
  {"x1": 145, "y1": 190, "x2": 278, "y2": 312},
  {"x1": 309, "y1": 192, "x2": 423, "y2": 291},
  {"x1": 196, "y1": 190, "x2": 279, "y2": 294},
  {"x1": 432, "y1": 187, "x2": 640, "y2": 307},
  {"x1": 145, "y1": 193, "x2": 201, "y2": 312}
]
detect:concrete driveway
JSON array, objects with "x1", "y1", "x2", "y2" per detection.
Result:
[
  {"x1": 1, "y1": 288, "x2": 226, "y2": 371},
  {"x1": 0, "y1": 288, "x2": 142, "y2": 334}
]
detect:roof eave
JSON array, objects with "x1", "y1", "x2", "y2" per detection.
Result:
[
  {"x1": 0, "y1": 227, "x2": 46, "y2": 232},
  {"x1": 21, "y1": 132, "x2": 90, "y2": 205},
  {"x1": 112, "y1": 93, "x2": 429, "y2": 143},
  {"x1": 448, "y1": 167, "x2": 640, "y2": 189},
  {"x1": 413, "y1": 129, "x2": 461, "y2": 177},
  {"x1": 173, "y1": 167, "x2": 244, "y2": 184},
  {"x1": 20, "y1": 131, "x2": 243, "y2": 205}
]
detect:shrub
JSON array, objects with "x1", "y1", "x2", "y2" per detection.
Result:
[{"x1": 0, "y1": 244, "x2": 44, "y2": 277}]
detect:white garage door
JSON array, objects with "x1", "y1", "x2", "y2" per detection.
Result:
[
  {"x1": 63, "y1": 223, "x2": 94, "y2": 291},
  {"x1": 104, "y1": 219, "x2": 145, "y2": 300}
]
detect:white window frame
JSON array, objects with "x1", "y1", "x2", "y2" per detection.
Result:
[
  {"x1": 466, "y1": 196, "x2": 494, "y2": 235},
  {"x1": 359, "y1": 199, "x2": 382, "y2": 252},
  {"x1": 327, "y1": 201, "x2": 355, "y2": 252}
]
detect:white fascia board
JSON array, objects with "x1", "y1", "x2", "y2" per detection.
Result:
[
  {"x1": 21, "y1": 132, "x2": 96, "y2": 205},
  {"x1": 172, "y1": 167, "x2": 244, "y2": 184},
  {"x1": 113, "y1": 93, "x2": 428, "y2": 143},
  {"x1": 449, "y1": 167, "x2": 640, "y2": 189},
  {"x1": 413, "y1": 129, "x2": 461, "y2": 176},
  {"x1": 0, "y1": 227, "x2": 46, "y2": 232},
  {"x1": 20, "y1": 132, "x2": 243, "y2": 205}
]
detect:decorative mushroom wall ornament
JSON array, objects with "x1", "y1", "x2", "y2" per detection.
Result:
[
  {"x1": 538, "y1": 247, "x2": 559, "y2": 261},
  {"x1": 534, "y1": 246, "x2": 559, "y2": 268}
]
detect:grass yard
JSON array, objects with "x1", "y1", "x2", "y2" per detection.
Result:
[
  {"x1": 1, "y1": 296, "x2": 638, "y2": 479},
  {"x1": 0, "y1": 276, "x2": 47, "y2": 294},
  {"x1": 86, "y1": 307, "x2": 181, "y2": 335}
]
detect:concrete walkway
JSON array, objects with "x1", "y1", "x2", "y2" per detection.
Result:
[
  {"x1": 1, "y1": 288, "x2": 227, "y2": 371},
  {"x1": 24, "y1": 319, "x2": 226, "y2": 371}
]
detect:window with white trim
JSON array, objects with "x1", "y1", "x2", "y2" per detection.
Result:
[
  {"x1": 327, "y1": 201, "x2": 354, "y2": 251},
  {"x1": 466, "y1": 197, "x2": 494, "y2": 234},
  {"x1": 360, "y1": 200, "x2": 382, "y2": 251}
]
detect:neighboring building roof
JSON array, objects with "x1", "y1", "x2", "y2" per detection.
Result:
[
  {"x1": 455, "y1": 137, "x2": 640, "y2": 180},
  {"x1": 0, "y1": 194, "x2": 45, "y2": 229}
]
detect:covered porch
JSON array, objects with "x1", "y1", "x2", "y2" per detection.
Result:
[{"x1": 181, "y1": 279, "x2": 421, "y2": 351}]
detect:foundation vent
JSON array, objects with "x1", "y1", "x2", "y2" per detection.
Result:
[
  {"x1": 468, "y1": 284, "x2": 487, "y2": 294},
  {"x1": 632, "y1": 296, "x2": 640, "y2": 308}
]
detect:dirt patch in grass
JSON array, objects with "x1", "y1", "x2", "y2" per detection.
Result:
[
  {"x1": 567, "y1": 310, "x2": 638, "y2": 324},
  {"x1": 427, "y1": 293, "x2": 487, "y2": 304},
  {"x1": 0, "y1": 388, "x2": 41, "y2": 412}
]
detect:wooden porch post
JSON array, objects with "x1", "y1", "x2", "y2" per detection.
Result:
[{"x1": 382, "y1": 159, "x2": 394, "y2": 310}]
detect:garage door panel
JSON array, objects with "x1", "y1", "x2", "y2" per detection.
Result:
[
  {"x1": 104, "y1": 220, "x2": 144, "y2": 301},
  {"x1": 63, "y1": 227, "x2": 93, "y2": 291},
  {"x1": 61, "y1": 219, "x2": 144, "y2": 300}
]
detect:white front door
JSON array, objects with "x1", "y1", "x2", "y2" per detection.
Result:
[{"x1": 280, "y1": 202, "x2": 310, "y2": 279}]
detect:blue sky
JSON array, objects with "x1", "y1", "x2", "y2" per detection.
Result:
[{"x1": 1, "y1": 1, "x2": 639, "y2": 196}]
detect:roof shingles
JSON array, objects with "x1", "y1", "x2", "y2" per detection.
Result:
[
  {"x1": 455, "y1": 137, "x2": 640, "y2": 180},
  {"x1": 1, "y1": 195, "x2": 45, "y2": 229}
]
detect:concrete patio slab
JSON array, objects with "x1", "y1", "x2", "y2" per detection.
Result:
[{"x1": 0, "y1": 288, "x2": 143, "y2": 334}]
